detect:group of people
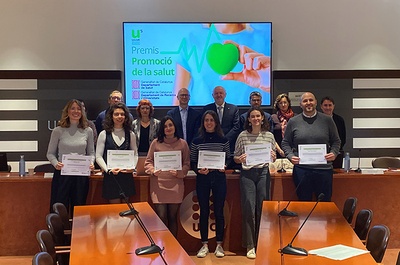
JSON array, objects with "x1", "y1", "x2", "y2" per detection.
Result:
[{"x1": 46, "y1": 87, "x2": 346, "y2": 260}]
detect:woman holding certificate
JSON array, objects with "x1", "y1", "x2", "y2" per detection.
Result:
[
  {"x1": 190, "y1": 110, "x2": 230, "y2": 258},
  {"x1": 144, "y1": 116, "x2": 190, "y2": 238},
  {"x1": 234, "y1": 106, "x2": 276, "y2": 259},
  {"x1": 46, "y1": 99, "x2": 95, "y2": 214},
  {"x1": 95, "y1": 102, "x2": 138, "y2": 204}
]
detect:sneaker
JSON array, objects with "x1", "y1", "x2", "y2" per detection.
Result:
[
  {"x1": 214, "y1": 245, "x2": 225, "y2": 258},
  {"x1": 246, "y1": 248, "x2": 256, "y2": 259},
  {"x1": 197, "y1": 245, "x2": 209, "y2": 258}
]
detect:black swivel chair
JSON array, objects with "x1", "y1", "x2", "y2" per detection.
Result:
[
  {"x1": 365, "y1": 224, "x2": 390, "y2": 263},
  {"x1": 372, "y1": 157, "x2": 400, "y2": 169},
  {"x1": 354, "y1": 209, "x2": 373, "y2": 242},
  {"x1": 342, "y1": 197, "x2": 357, "y2": 224},
  {"x1": 32, "y1": 252, "x2": 54, "y2": 265}
]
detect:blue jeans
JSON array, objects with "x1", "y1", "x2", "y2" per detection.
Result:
[
  {"x1": 196, "y1": 171, "x2": 227, "y2": 243},
  {"x1": 292, "y1": 165, "x2": 333, "y2": 202},
  {"x1": 240, "y1": 167, "x2": 270, "y2": 249}
]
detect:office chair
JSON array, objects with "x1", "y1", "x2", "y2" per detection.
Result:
[
  {"x1": 354, "y1": 209, "x2": 373, "y2": 242},
  {"x1": 34, "y1": 163, "x2": 55, "y2": 173},
  {"x1": 366, "y1": 224, "x2": 390, "y2": 263},
  {"x1": 52, "y1": 203, "x2": 72, "y2": 230},
  {"x1": 371, "y1": 157, "x2": 400, "y2": 169},
  {"x1": 36, "y1": 230, "x2": 69, "y2": 265},
  {"x1": 46, "y1": 213, "x2": 70, "y2": 247},
  {"x1": 32, "y1": 252, "x2": 53, "y2": 265},
  {"x1": 342, "y1": 197, "x2": 357, "y2": 224}
]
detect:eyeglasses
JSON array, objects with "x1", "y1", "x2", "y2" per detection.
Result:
[
  {"x1": 110, "y1": 96, "x2": 122, "y2": 101},
  {"x1": 251, "y1": 99, "x2": 261, "y2": 102}
]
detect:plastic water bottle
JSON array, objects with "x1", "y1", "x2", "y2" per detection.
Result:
[
  {"x1": 344, "y1": 152, "x2": 350, "y2": 173},
  {"x1": 19, "y1": 155, "x2": 26, "y2": 177}
]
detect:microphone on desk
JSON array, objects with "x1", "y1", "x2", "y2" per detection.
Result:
[
  {"x1": 109, "y1": 170, "x2": 164, "y2": 258},
  {"x1": 355, "y1": 149, "x2": 362, "y2": 173},
  {"x1": 278, "y1": 176, "x2": 305, "y2": 217},
  {"x1": 279, "y1": 193, "x2": 325, "y2": 256}
]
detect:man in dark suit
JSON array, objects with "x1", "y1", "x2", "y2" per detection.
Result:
[
  {"x1": 240, "y1": 91, "x2": 273, "y2": 132},
  {"x1": 203, "y1": 86, "x2": 241, "y2": 157},
  {"x1": 167, "y1": 88, "x2": 201, "y2": 145}
]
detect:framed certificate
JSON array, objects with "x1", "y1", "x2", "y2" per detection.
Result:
[
  {"x1": 154, "y1": 151, "x2": 182, "y2": 171},
  {"x1": 107, "y1": 150, "x2": 136, "y2": 169},
  {"x1": 197, "y1": 150, "x2": 225, "y2": 170},
  {"x1": 61, "y1": 154, "x2": 91, "y2": 176}
]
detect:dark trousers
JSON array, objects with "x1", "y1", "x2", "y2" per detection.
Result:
[
  {"x1": 196, "y1": 171, "x2": 227, "y2": 243},
  {"x1": 50, "y1": 170, "x2": 89, "y2": 215},
  {"x1": 292, "y1": 165, "x2": 333, "y2": 202},
  {"x1": 240, "y1": 167, "x2": 270, "y2": 249}
]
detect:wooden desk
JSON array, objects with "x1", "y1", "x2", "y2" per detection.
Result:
[
  {"x1": 256, "y1": 201, "x2": 377, "y2": 265},
  {"x1": 70, "y1": 202, "x2": 195, "y2": 265}
]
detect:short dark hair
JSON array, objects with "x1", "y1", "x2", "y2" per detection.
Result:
[{"x1": 320, "y1": 96, "x2": 335, "y2": 105}]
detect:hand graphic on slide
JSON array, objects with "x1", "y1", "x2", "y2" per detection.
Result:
[{"x1": 221, "y1": 40, "x2": 271, "y2": 92}]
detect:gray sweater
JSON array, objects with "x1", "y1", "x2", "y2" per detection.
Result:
[
  {"x1": 281, "y1": 112, "x2": 340, "y2": 169},
  {"x1": 46, "y1": 124, "x2": 95, "y2": 167}
]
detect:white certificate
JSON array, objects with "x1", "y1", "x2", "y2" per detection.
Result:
[
  {"x1": 61, "y1": 154, "x2": 91, "y2": 176},
  {"x1": 154, "y1": 151, "x2": 182, "y2": 171},
  {"x1": 197, "y1": 150, "x2": 226, "y2": 170},
  {"x1": 298, "y1": 144, "x2": 327, "y2": 164},
  {"x1": 107, "y1": 150, "x2": 136, "y2": 169},
  {"x1": 245, "y1": 143, "x2": 271, "y2": 165}
]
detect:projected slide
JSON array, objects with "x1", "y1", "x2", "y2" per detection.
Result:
[{"x1": 123, "y1": 22, "x2": 272, "y2": 107}]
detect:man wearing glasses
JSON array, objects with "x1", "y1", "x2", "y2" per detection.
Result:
[
  {"x1": 167, "y1": 88, "x2": 201, "y2": 145},
  {"x1": 95, "y1": 90, "x2": 133, "y2": 133},
  {"x1": 240, "y1": 91, "x2": 273, "y2": 132}
]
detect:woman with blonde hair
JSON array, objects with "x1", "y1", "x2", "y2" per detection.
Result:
[{"x1": 47, "y1": 99, "x2": 95, "y2": 214}]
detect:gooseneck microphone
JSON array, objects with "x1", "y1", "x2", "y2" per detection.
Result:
[
  {"x1": 109, "y1": 170, "x2": 165, "y2": 261},
  {"x1": 279, "y1": 176, "x2": 305, "y2": 217},
  {"x1": 355, "y1": 149, "x2": 362, "y2": 173},
  {"x1": 279, "y1": 193, "x2": 325, "y2": 256}
]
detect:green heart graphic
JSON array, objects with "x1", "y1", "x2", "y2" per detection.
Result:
[{"x1": 206, "y1": 43, "x2": 239, "y2": 75}]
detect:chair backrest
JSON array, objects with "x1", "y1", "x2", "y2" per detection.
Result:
[
  {"x1": 34, "y1": 163, "x2": 54, "y2": 173},
  {"x1": 36, "y1": 230, "x2": 56, "y2": 264},
  {"x1": 372, "y1": 156, "x2": 400, "y2": 169},
  {"x1": 366, "y1": 224, "x2": 390, "y2": 263},
  {"x1": 354, "y1": 209, "x2": 373, "y2": 240},
  {"x1": 46, "y1": 213, "x2": 67, "y2": 246},
  {"x1": 32, "y1": 252, "x2": 54, "y2": 265},
  {"x1": 342, "y1": 197, "x2": 357, "y2": 224},
  {"x1": 53, "y1": 203, "x2": 71, "y2": 230},
  {"x1": 396, "y1": 250, "x2": 400, "y2": 265}
]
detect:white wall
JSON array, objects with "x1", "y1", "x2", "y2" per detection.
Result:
[{"x1": 1, "y1": 0, "x2": 400, "y2": 71}]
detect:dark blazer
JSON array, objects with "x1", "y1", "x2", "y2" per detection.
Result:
[
  {"x1": 167, "y1": 106, "x2": 201, "y2": 145},
  {"x1": 202, "y1": 102, "x2": 240, "y2": 151},
  {"x1": 332, "y1": 113, "x2": 346, "y2": 150}
]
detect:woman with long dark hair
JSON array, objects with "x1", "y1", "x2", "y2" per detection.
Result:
[
  {"x1": 144, "y1": 116, "x2": 190, "y2": 238},
  {"x1": 96, "y1": 102, "x2": 138, "y2": 203},
  {"x1": 234, "y1": 106, "x2": 276, "y2": 259},
  {"x1": 47, "y1": 99, "x2": 95, "y2": 214},
  {"x1": 190, "y1": 110, "x2": 230, "y2": 258}
]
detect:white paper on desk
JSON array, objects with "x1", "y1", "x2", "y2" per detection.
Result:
[
  {"x1": 61, "y1": 154, "x2": 91, "y2": 176},
  {"x1": 309, "y1": 244, "x2": 369, "y2": 260},
  {"x1": 197, "y1": 150, "x2": 225, "y2": 170},
  {"x1": 154, "y1": 151, "x2": 182, "y2": 171},
  {"x1": 298, "y1": 144, "x2": 327, "y2": 164},
  {"x1": 107, "y1": 150, "x2": 135, "y2": 169},
  {"x1": 245, "y1": 143, "x2": 271, "y2": 165}
]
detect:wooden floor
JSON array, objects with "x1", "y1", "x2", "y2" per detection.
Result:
[{"x1": 1, "y1": 249, "x2": 399, "y2": 265}]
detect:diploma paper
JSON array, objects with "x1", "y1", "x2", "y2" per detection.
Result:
[
  {"x1": 154, "y1": 151, "x2": 182, "y2": 171},
  {"x1": 298, "y1": 144, "x2": 327, "y2": 164},
  {"x1": 197, "y1": 151, "x2": 225, "y2": 170},
  {"x1": 61, "y1": 154, "x2": 91, "y2": 176},
  {"x1": 107, "y1": 150, "x2": 136, "y2": 169},
  {"x1": 245, "y1": 143, "x2": 271, "y2": 165}
]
